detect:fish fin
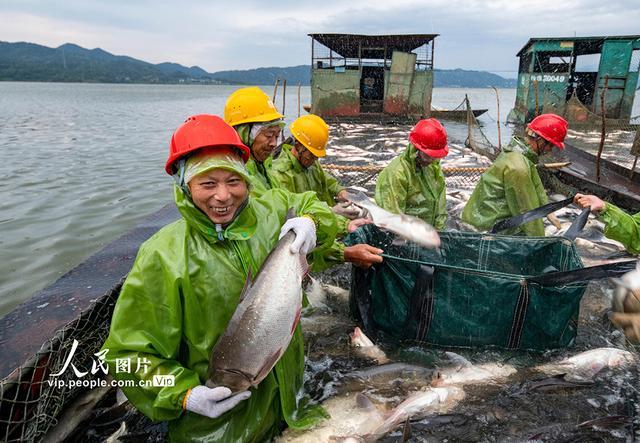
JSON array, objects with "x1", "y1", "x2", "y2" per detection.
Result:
[
  {"x1": 299, "y1": 253, "x2": 309, "y2": 277},
  {"x1": 290, "y1": 304, "x2": 302, "y2": 334},
  {"x1": 238, "y1": 268, "x2": 254, "y2": 303},
  {"x1": 445, "y1": 351, "x2": 473, "y2": 368},
  {"x1": 349, "y1": 326, "x2": 361, "y2": 343},
  {"x1": 355, "y1": 392, "x2": 376, "y2": 411},
  {"x1": 285, "y1": 207, "x2": 296, "y2": 221},
  {"x1": 254, "y1": 348, "x2": 283, "y2": 384},
  {"x1": 431, "y1": 371, "x2": 444, "y2": 386},
  {"x1": 402, "y1": 419, "x2": 412, "y2": 443}
]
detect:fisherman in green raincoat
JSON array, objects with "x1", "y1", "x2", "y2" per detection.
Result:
[
  {"x1": 271, "y1": 114, "x2": 383, "y2": 270},
  {"x1": 224, "y1": 87, "x2": 284, "y2": 194},
  {"x1": 101, "y1": 115, "x2": 339, "y2": 442},
  {"x1": 271, "y1": 114, "x2": 348, "y2": 208},
  {"x1": 375, "y1": 118, "x2": 449, "y2": 230},
  {"x1": 462, "y1": 114, "x2": 568, "y2": 236},
  {"x1": 574, "y1": 193, "x2": 640, "y2": 254}
]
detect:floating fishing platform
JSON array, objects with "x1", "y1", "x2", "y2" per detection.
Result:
[
  {"x1": 308, "y1": 33, "x2": 486, "y2": 122},
  {"x1": 508, "y1": 35, "x2": 640, "y2": 126}
]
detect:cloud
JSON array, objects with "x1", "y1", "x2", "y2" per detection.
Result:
[{"x1": 1, "y1": 0, "x2": 639, "y2": 73}]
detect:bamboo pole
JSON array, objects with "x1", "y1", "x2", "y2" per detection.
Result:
[
  {"x1": 491, "y1": 86, "x2": 502, "y2": 149},
  {"x1": 533, "y1": 80, "x2": 539, "y2": 117},
  {"x1": 282, "y1": 79, "x2": 287, "y2": 115},
  {"x1": 297, "y1": 82, "x2": 301, "y2": 117},
  {"x1": 596, "y1": 76, "x2": 608, "y2": 183},
  {"x1": 465, "y1": 94, "x2": 472, "y2": 148},
  {"x1": 272, "y1": 78, "x2": 280, "y2": 103},
  {"x1": 631, "y1": 127, "x2": 640, "y2": 180}
]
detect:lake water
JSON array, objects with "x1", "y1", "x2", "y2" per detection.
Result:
[{"x1": 1, "y1": 81, "x2": 626, "y2": 318}]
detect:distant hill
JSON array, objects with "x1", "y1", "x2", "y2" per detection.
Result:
[
  {"x1": 210, "y1": 65, "x2": 310, "y2": 86},
  {"x1": 434, "y1": 69, "x2": 517, "y2": 88},
  {"x1": 0, "y1": 41, "x2": 218, "y2": 83},
  {"x1": 0, "y1": 41, "x2": 517, "y2": 88}
]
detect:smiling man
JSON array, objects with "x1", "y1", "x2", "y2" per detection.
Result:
[
  {"x1": 462, "y1": 113, "x2": 568, "y2": 236},
  {"x1": 101, "y1": 114, "x2": 338, "y2": 441},
  {"x1": 224, "y1": 87, "x2": 285, "y2": 195}
]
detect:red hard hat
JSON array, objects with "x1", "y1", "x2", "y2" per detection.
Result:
[
  {"x1": 165, "y1": 114, "x2": 250, "y2": 175},
  {"x1": 527, "y1": 114, "x2": 568, "y2": 149},
  {"x1": 408, "y1": 118, "x2": 449, "y2": 158}
]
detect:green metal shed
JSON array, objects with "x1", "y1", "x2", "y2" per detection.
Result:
[
  {"x1": 308, "y1": 33, "x2": 437, "y2": 117},
  {"x1": 508, "y1": 35, "x2": 640, "y2": 125}
]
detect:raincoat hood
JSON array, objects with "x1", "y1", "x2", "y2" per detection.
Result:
[
  {"x1": 183, "y1": 151, "x2": 252, "y2": 185},
  {"x1": 461, "y1": 135, "x2": 548, "y2": 236},
  {"x1": 404, "y1": 142, "x2": 442, "y2": 169},
  {"x1": 505, "y1": 136, "x2": 539, "y2": 164}
]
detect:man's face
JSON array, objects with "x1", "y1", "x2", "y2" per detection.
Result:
[
  {"x1": 188, "y1": 168, "x2": 248, "y2": 226},
  {"x1": 252, "y1": 126, "x2": 281, "y2": 162},
  {"x1": 416, "y1": 150, "x2": 436, "y2": 167},
  {"x1": 294, "y1": 143, "x2": 318, "y2": 169},
  {"x1": 526, "y1": 130, "x2": 554, "y2": 156}
]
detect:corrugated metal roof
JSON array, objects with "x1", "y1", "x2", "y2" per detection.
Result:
[
  {"x1": 308, "y1": 33, "x2": 438, "y2": 59},
  {"x1": 516, "y1": 35, "x2": 640, "y2": 56}
]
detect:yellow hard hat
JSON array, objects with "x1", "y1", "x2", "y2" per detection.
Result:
[
  {"x1": 224, "y1": 87, "x2": 284, "y2": 127},
  {"x1": 290, "y1": 114, "x2": 330, "y2": 157}
]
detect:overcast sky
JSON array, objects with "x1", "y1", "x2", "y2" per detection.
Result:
[{"x1": 2, "y1": 0, "x2": 640, "y2": 77}]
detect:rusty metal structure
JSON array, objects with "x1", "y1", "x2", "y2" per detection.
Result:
[
  {"x1": 309, "y1": 33, "x2": 437, "y2": 117},
  {"x1": 508, "y1": 35, "x2": 640, "y2": 125}
]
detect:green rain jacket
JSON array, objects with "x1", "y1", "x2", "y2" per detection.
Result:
[
  {"x1": 270, "y1": 143, "x2": 349, "y2": 271},
  {"x1": 461, "y1": 137, "x2": 548, "y2": 236},
  {"x1": 600, "y1": 202, "x2": 640, "y2": 254},
  {"x1": 374, "y1": 143, "x2": 447, "y2": 230},
  {"x1": 271, "y1": 144, "x2": 344, "y2": 207},
  {"x1": 101, "y1": 186, "x2": 337, "y2": 442},
  {"x1": 271, "y1": 144, "x2": 349, "y2": 233},
  {"x1": 236, "y1": 124, "x2": 279, "y2": 194}
]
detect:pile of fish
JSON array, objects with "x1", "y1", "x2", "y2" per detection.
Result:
[
  {"x1": 279, "y1": 323, "x2": 636, "y2": 442},
  {"x1": 71, "y1": 121, "x2": 640, "y2": 442}
]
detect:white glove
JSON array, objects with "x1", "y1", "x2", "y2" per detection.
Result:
[
  {"x1": 279, "y1": 216, "x2": 316, "y2": 255},
  {"x1": 184, "y1": 386, "x2": 251, "y2": 419}
]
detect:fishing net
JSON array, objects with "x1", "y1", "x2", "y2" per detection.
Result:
[
  {"x1": 323, "y1": 118, "x2": 490, "y2": 191},
  {"x1": 345, "y1": 224, "x2": 593, "y2": 351},
  {"x1": 463, "y1": 96, "x2": 502, "y2": 161},
  {"x1": 0, "y1": 292, "x2": 118, "y2": 442},
  {"x1": 0, "y1": 204, "x2": 180, "y2": 442}
]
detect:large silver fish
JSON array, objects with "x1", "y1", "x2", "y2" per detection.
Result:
[
  {"x1": 368, "y1": 386, "x2": 465, "y2": 438},
  {"x1": 345, "y1": 191, "x2": 440, "y2": 249},
  {"x1": 534, "y1": 347, "x2": 635, "y2": 380},
  {"x1": 277, "y1": 387, "x2": 464, "y2": 443},
  {"x1": 431, "y1": 352, "x2": 517, "y2": 387},
  {"x1": 207, "y1": 210, "x2": 307, "y2": 392}
]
